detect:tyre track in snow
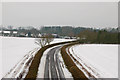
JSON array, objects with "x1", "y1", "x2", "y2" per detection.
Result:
[{"x1": 44, "y1": 46, "x2": 66, "y2": 80}]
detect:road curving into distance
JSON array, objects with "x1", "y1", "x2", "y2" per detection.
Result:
[
  {"x1": 25, "y1": 40, "x2": 88, "y2": 80},
  {"x1": 44, "y1": 46, "x2": 66, "y2": 80},
  {"x1": 25, "y1": 41, "x2": 76, "y2": 80}
]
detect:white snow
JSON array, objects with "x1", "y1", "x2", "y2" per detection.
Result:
[
  {"x1": 4, "y1": 47, "x2": 40, "y2": 78},
  {"x1": 58, "y1": 50, "x2": 73, "y2": 78},
  {"x1": 13, "y1": 31, "x2": 17, "y2": 34},
  {"x1": 0, "y1": 36, "x2": 2, "y2": 80},
  {"x1": 37, "y1": 46, "x2": 53, "y2": 78},
  {"x1": 2, "y1": 37, "x2": 40, "y2": 77},
  {"x1": 51, "y1": 38, "x2": 74, "y2": 44},
  {"x1": 3, "y1": 31, "x2": 10, "y2": 34},
  {"x1": 69, "y1": 44, "x2": 118, "y2": 78}
]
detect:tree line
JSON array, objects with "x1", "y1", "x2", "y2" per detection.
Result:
[
  {"x1": 78, "y1": 29, "x2": 119, "y2": 44},
  {"x1": 40, "y1": 26, "x2": 119, "y2": 44},
  {"x1": 1, "y1": 26, "x2": 119, "y2": 44},
  {"x1": 40, "y1": 26, "x2": 93, "y2": 37}
]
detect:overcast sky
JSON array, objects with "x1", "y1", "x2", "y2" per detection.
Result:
[
  {"x1": 2, "y1": 2, "x2": 118, "y2": 28},
  {"x1": 0, "y1": 3, "x2": 2, "y2": 25}
]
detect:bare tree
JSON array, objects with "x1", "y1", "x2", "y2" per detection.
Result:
[
  {"x1": 46, "y1": 34, "x2": 54, "y2": 45},
  {"x1": 35, "y1": 34, "x2": 54, "y2": 47}
]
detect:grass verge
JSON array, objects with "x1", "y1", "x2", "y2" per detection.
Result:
[{"x1": 61, "y1": 42, "x2": 88, "y2": 80}]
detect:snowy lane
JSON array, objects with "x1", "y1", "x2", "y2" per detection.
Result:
[
  {"x1": 37, "y1": 45, "x2": 73, "y2": 79},
  {"x1": 44, "y1": 46, "x2": 66, "y2": 79},
  {"x1": 69, "y1": 44, "x2": 118, "y2": 78}
]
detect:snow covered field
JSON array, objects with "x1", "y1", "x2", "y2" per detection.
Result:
[
  {"x1": 69, "y1": 44, "x2": 118, "y2": 78},
  {"x1": 0, "y1": 36, "x2": 2, "y2": 79},
  {"x1": 2, "y1": 36, "x2": 117, "y2": 79},
  {"x1": 1, "y1": 36, "x2": 73, "y2": 78},
  {"x1": 51, "y1": 38, "x2": 74, "y2": 44},
  {"x1": 2, "y1": 37, "x2": 40, "y2": 77}
]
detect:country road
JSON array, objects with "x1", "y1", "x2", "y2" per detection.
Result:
[{"x1": 44, "y1": 46, "x2": 66, "y2": 80}]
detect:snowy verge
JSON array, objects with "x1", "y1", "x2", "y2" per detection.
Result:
[
  {"x1": 3, "y1": 47, "x2": 40, "y2": 78},
  {"x1": 37, "y1": 46, "x2": 53, "y2": 78},
  {"x1": 58, "y1": 50, "x2": 73, "y2": 78}
]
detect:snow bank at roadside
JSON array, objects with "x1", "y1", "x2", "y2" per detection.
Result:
[
  {"x1": 69, "y1": 44, "x2": 118, "y2": 78},
  {"x1": 4, "y1": 47, "x2": 40, "y2": 78},
  {"x1": 58, "y1": 50, "x2": 73, "y2": 78},
  {"x1": 37, "y1": 46, "x2": 55, "y2": 78}
]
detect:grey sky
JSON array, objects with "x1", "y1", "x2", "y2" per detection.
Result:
[
  {"x1": 2, "y1": 2, "x2": 118, "y2": 28},
  {"x1": 0, "y1": 3, "x2": 2, "y2": 25}
]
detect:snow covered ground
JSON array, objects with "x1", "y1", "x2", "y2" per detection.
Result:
[
  {"x1": 57, "y1": 50, "x2": 73, "y2": 79},
  {"x1": 69, "y1": 44, "x2": 118, "y2": 78},
  {"x1": 2, "y1": 37, "x2": 40, "y2": 77},
  {"x1": 51, "y1": 38, "x2": 74, "y2": 44},
  {"x1": 0, "y1": 36, "x2": 2, "y2": 79},
  {"x1": 1, "y1": 36, "x2": 118, "y2": 79}
]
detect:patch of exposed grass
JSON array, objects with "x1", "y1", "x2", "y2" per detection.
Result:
[{"x1": 61, "y1": 42, "x2": 88, "y2": 80}]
